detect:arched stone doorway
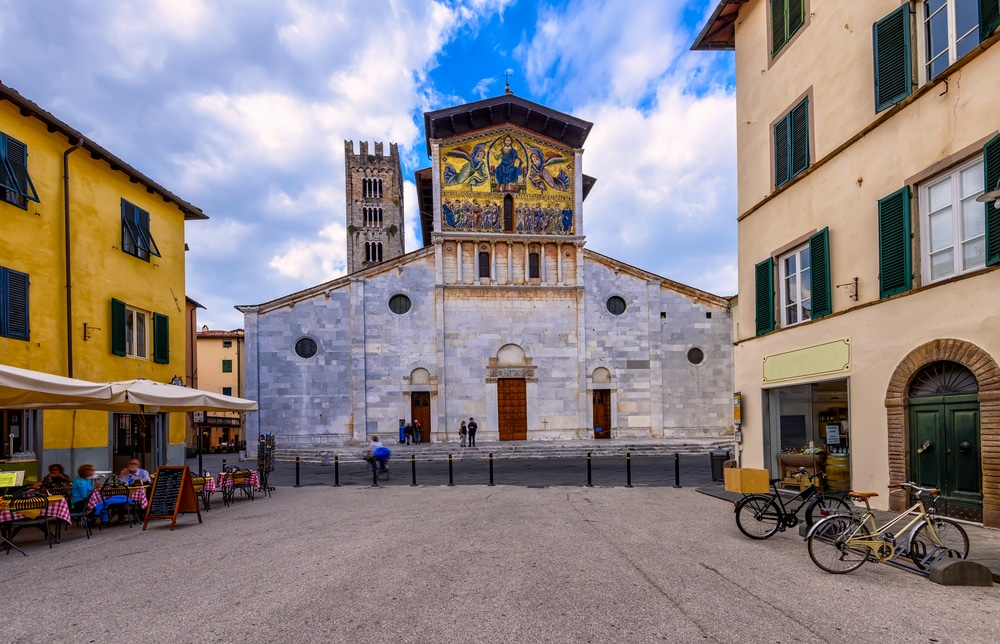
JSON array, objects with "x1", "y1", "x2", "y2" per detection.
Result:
[
  {"x1": 884, "y1": 339, "x2": 1000, "y2": 527},
  {"x1": 591, "y1": 367, "x2": 612, "y2": 439},
  {"x1": 488, "y1": 344, "x2": 534, "y2": 441}
]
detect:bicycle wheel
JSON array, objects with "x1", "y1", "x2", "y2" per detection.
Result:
[
  {"x1": 735, "y1": 495, "x2": 783, "y2": 539},
  {"x1": 807, "y1": 515, "x2": 870, "y2": 574},
  {"x1": 907, "y1": 517, "x2": 969, "y2": 569},
  {"x1": 804, "y1": 494, "x2": 853, "y2": 527}
]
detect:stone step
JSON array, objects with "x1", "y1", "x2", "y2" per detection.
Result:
[{"x1": 272, "y1": 439, "x2": 734, "y2": 464}]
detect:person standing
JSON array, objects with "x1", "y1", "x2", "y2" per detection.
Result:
[
  {"x1": 404, "y1": 423, "x2": 413, "y2": 445},
  {"x1": 459, "y1": 421, "x2": 467, "y2": 447},
  {"x1": 467, "y1": 417, "x2": 478, "y2": 447},
  {"x1": 414, "y1": 420, "x2": 423, "y2": 445},
  {"x1": 398, "y1": 419, "x2": 406, "y2": 444}
]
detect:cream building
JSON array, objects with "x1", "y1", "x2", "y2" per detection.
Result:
[
  {"x1": 194, "y1": 327, "x2": 245, "y2": 452},
  {"x1": 695, "y1": 0, "x2": 1000, "y2": 526}
]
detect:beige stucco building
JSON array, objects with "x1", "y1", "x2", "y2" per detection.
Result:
[
  {"x1": 194, "y1": 327, "x2": 245, "y2": 452},
  {"x1": 696, "y1": 0, "x2": 1000, "y2": 526}
]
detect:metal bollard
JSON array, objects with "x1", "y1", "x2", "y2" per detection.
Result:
[
  {"x1": 488, "y1": 453, "x2": 495, "y2": 486},
  {"x1": 625, "y1": 452, "x2": 633, "y2": 488},
  {"x1": 294, "y1": 456, "x2": 301, "y2": 488},
  {"x1": 448, "y1": 454, "x2": 455, "y2": 487},
  {"x1": 586, "y1": 452, "x2": 593, "y2": 487},
  {"x1": 411, "y1": 454, "x2": 418, "y2": 487},
  {"x1": 222, "y1": 458, "x2": 228, "y2": 471},
  {"x1": 673, "y1": 452, "x2": 682, "y2": 488},
  {"x1": 333, "y1": 455, "x2": 340, "y2": 487}
]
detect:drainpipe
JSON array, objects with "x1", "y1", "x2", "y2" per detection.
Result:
[{"x1": 63, "y1": 138, "x2": 83, "y2": 377}]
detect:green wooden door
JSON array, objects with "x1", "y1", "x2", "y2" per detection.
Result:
[{"x1": 909, "y1": 395, "x2": 982, "y2": 521}]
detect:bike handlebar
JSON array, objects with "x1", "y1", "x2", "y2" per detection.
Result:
[
  {"x1": 888, "y1": 482, "x2": 939, "y2": 497},
  {"x1": 791, "y1": 467, "x2": 825, "y2": 482}
]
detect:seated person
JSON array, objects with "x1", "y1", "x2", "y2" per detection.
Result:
[
  {"x1": 365, "y1": 436, "x2": 391, "y2": 472},
  {"x1": 71, "y1": 464, "x2": 97, "y2": 512},
  {"x1": 118, "y1": 459, "x2": 151, "y2": 485},
  {"x1": 40, "y1": 463, "x2": 72, "y2": 489}
]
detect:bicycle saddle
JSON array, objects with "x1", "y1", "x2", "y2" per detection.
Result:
[{"x1": 848, "y1": 492, "x2": 878, "y2": 499}]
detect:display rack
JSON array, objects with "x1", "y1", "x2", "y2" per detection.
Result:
[{"x1": 257, "y1": 433, "x2": 276, "y2": 497}]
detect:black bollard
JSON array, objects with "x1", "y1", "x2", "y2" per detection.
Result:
[
  {"x1": 448, "y1": 454, "x2": 455, "y2": 487},
  {"x1": 333, "y1": 455, "x2": 340, "y2": 487},
  {"x1": 625, "y1": 452, "x2": 633, "y2": 488},
  {"x1": 488, "y1": 453, "x2": 495, "y2": 486},
  {"x1": 294, "y1": 456, "x2": 301, "y2": 488},
  {"x1": 222, "y1": 458, "x2": 228, "y2": 472},
  {"x1": 673, "y1": 452, "x2": 682, "y2": 488},
  {"x1": 586, "y1": 452, "x2": 593, "y2": 487},
  {"x1": 411, "y1": 454, "x2": 418, "y2": 487}
]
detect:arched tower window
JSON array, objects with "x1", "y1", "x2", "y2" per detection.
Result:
[
  {"x1": 529, "y1": 252, "x2": 539, "y2": 279},
  {"x1": 365, "y1": 241, "x2": 383, "y2": 263},
  {"x1": 377, "y1": 178, "x2": 383, "y2": 198},
  {"x1": 504, "y1": 194, "x2": 514, "y2": 233}
]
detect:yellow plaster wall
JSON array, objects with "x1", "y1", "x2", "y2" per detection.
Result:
[{"x1": 1, "y1": 99, "x2": 190, "y2": 456}]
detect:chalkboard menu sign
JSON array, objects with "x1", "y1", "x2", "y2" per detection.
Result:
[{"x1": 142, "y1": 466, "x2": 202, "y2": 531}]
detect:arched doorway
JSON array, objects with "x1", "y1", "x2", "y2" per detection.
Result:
[
  {"x1": 409, "y1": 368, "x2": 432, "y2": 442},
  {"x1": 496, "y1": 344, "x2": 527, "y2": 441},
  {"x1": 908, "y1": 361, "x2": 981, "y2": 521},
  {"x1": 885, "y1": 339, "x2": 1000, "y2": 526},
  {"x1": 592, "y1": 367, "x2": 612, "y2": 439}
]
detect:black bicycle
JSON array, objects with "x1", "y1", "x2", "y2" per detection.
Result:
[{"x1": 735, "y1": 468, "x2": 851, "y2": 539}]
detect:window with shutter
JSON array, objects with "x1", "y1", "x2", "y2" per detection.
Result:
[
  {"x1": 153, "y1": 312, "x2": 169, "y2": 364},
  {"x1": 874, "y1": 4, "x2": 912, "y2": 112},
  {"x1": 0, "y1": 267, "x2": 30, "y2": 340},
  {"x1": 809, "y1": 228, "x2": 832, "y2": 318},
  {"x1": 921, "y1": 0, "x2": 981, "y2": 80},
  {"x1": 778, "y1": 244, "x2": 812, "y2": 326},
  {"x1": 770, "y1": 0, "x2": 806, "y2": 57},
  {"x1": 121, "y1": 199, "x2": 161, "y2": 261},
  {"x1": 983, "y1": 0, "x2": 1000, "y2": 43},
  {"x1": 774, "y1": 98, "x2": 810, "y2": 189},
  {"x1": 0, "y1": 133, "x2": 39, "y2": 208},
  {"x1": 111, "y1": 299, "x2": 127, "y2": 356},
  {"x1": 755, "y1": 258, "x2": 775, "y2": 335},
  {"x1": 222, "y1": 359, "x2": 233, "y2": 373},
  {"x1": 878, "y1": 187, "x2": 913, "y2": 297},
  {"x1": 222, "y1": 387, "x2": 233, "y2": 396}
]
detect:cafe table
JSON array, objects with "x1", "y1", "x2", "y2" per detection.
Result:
[
  {"x1": 191, "y1": 476, "x2": 217, "y2": 511},
  {"x1": 0, "y1": 494, "x2": 72, "y2": 545},
  {"x1": 216, "y1": 471, "x2": 260, "y2": 507}
]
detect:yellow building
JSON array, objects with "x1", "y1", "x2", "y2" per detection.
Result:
[
  {"x1": 194, "y1": 327, "x2": 245, "y2": 453},
  {"x1": 0, "y1": 82, "x2": 207, "y2": 477},
  {"x1": 695, "y1": 1, "x2": 1000, "y2": 526}
]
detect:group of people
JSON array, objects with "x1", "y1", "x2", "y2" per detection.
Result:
[
  {"x1": 67, "y1": 460, "x2": 151, "y2": 513},
  {"x1": 398, "y1": 419, "x2": 425, "y2": 445},
  {"x1": 458, "y1": 418, "x2": 478, "y2": 447}
]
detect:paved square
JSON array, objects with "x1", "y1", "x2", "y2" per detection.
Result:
[{"x1": 4, "y1": 485, "x2": 997, "y2": 642}]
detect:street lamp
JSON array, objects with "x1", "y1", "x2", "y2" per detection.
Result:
[{"x1": 976, "y1": 179, "x2": 1000, "y2": 210}]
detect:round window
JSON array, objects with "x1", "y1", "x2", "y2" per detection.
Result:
[
  {"x1": 687, "y1": 347, "x2": 705, "y2": 365},
  {"x1": 606, "y1": 296, "x2": 626, "y2": 315},
  {"x1": 295, "y1": 337, "x2": 317, "y2": 359},
  {"x1": 389, "y1": 294, "x2": 411, "y2": 315}
]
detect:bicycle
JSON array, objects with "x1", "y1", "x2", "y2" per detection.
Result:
[
  {"x1": 806, "y1": 482, "x2": 969, "y2": 574},
  {"x1": 734, "y1": 467, "x2": 852, "y2": 539},
  {"x1": 363, "y1": 453, "x2": 391, "y2": 481}
]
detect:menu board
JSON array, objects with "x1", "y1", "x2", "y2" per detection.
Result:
[{"x1": 143, "y1": 466, "x2": 202, "y2": 531}]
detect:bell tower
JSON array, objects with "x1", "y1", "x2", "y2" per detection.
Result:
[{"x1": 344, "y1": 140, "x2": 405, "y2": 273}]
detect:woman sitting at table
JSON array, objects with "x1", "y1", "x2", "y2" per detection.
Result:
[
  {"x1": 40, "y1": 463, "x2": 72, "y2": 489},
  {"x1": 70, "y1": 464, "x2": 97, "y2": 512}
]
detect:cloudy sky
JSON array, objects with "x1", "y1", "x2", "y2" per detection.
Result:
[{"x1": 0, "y1": 0, "x2": 736, "y2": 330}]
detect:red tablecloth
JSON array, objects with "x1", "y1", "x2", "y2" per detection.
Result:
[
  {"x1": 216, "y1": 471, "x2": 260, "y2": 490},
  {"x1": 86, "y1": 486, "x2": 149, "y2": 511},
  {"x1": 0, "y1": 496, "x2": 71, "y2": 524},
  {"x1": 196, "y1": 477, "x2": 217, "y2": 494}
]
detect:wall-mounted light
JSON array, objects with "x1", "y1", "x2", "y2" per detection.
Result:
[{"x1": 977, "y1": 179, "x2": 1000, "y2": 210}]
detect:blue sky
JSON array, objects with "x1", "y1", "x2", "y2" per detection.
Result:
[{"x1": 0, "y1": 0, "x2": 736, "y2": 330}]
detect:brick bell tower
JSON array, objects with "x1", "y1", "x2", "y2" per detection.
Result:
[{"x1": 344, "y1": 140, "x2": 405, "y2": 273}]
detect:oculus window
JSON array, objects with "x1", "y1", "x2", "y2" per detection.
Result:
[
  {"x1": 295, "y1": 337, "x2": 317, "y2": 359},
  {"x1": 606, "y1": 296, "x2": 626, "y2": 316}
]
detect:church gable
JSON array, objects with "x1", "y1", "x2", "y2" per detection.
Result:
[{"x1": 440, "y1": 125, "x2": 576, "y2": 235}]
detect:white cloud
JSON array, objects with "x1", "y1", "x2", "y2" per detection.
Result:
[{"x1": 269, "y1": 220, "x2": 348, "y2": 283}]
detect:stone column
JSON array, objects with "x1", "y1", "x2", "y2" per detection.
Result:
[
  {"x1": 506, "y1": 242, "x2": 513, "y2": 284},
  {"x1": 557, "y1": 242, "x2": 564, "y2": 285},
  {"x1": 456, "y1": 241, "x2": 463, "y2": 284},
  {"x1": 540, "y1": 244, "x2": 547, "y2": 284}
]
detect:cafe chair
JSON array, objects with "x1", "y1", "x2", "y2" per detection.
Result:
[
  {"x1": 66, "y1": 487, "x2": 93, "y2": 539},
  {"x1": 4, "y1": 494, "x2": 54, "y2": 550},
  {"x1": 191, "y1": 476, "x2": 211, "y2": 512},
  {"x1": 96, "y1": 484, "x2": 132, "y2": 528}
]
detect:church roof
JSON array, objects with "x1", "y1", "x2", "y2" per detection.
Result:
[{"x1": 424, "y1": 94, "x2": 593, "y2": 158}]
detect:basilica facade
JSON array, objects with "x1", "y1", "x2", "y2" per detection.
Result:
[{"x1": 239, "y1": 93, "x2": 734, "y2": 446}]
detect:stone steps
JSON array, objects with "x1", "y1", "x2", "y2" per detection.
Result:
[{"x1": 273, "y1": 438, "x2": 734, "y2": 464}]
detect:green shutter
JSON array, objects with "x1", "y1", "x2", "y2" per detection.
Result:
[
  {"x1": 985, "y1": 134, "x2": 1000, "y2": 265},
  {"x1": 771, "y1": 0, "x2": 786, "y2": 56},
  {"x1": 873, "y1": 4, "x2": 912, "y2": 112},
  {"x1": 788, "y1": 0, "x2": 804, "y2": 39},
  {"x1": 111, "y1": 298, "x2": 127, "y2": 356},
  {"x1": 153, "y1": 313, "x2": 169, "y2": 364},
  {"x1": 878, "y1": 187, "x2": 912, "y2": 297},
  {"x1": 774, "y1": 115, "x2": 790, "y2": 188},
  {"x1": 980, "y1": 0, "x2": 1000, "y2": 43},
  {"x1": 789, "y1": 98, "x2": 810, "y2": 178},
  {"x1": 222, "y1": 359, "x2": 233, "y2": 373},
  {"x1": 755, "y1": 258, "x2": 775, "y2": 335},
  {"x1": 809, "y1": 228, "x2": 832, "y2": 318}
]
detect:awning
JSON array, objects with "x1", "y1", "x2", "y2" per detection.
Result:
[{"x1": 0, "y1": 364, "x2": 113, "y2": 408}]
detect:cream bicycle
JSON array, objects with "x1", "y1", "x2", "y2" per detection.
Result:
[{"x1": 806, "y1": 482, "x2": 969, "y2": 574}]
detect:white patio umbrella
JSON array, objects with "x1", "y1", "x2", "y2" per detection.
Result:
[
  {"x1": 0, "y1": 363, "x2": 113, "y2": 408},
  {"x1": 0, "y1": 377, "x2": 257, "y2": 412}
]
